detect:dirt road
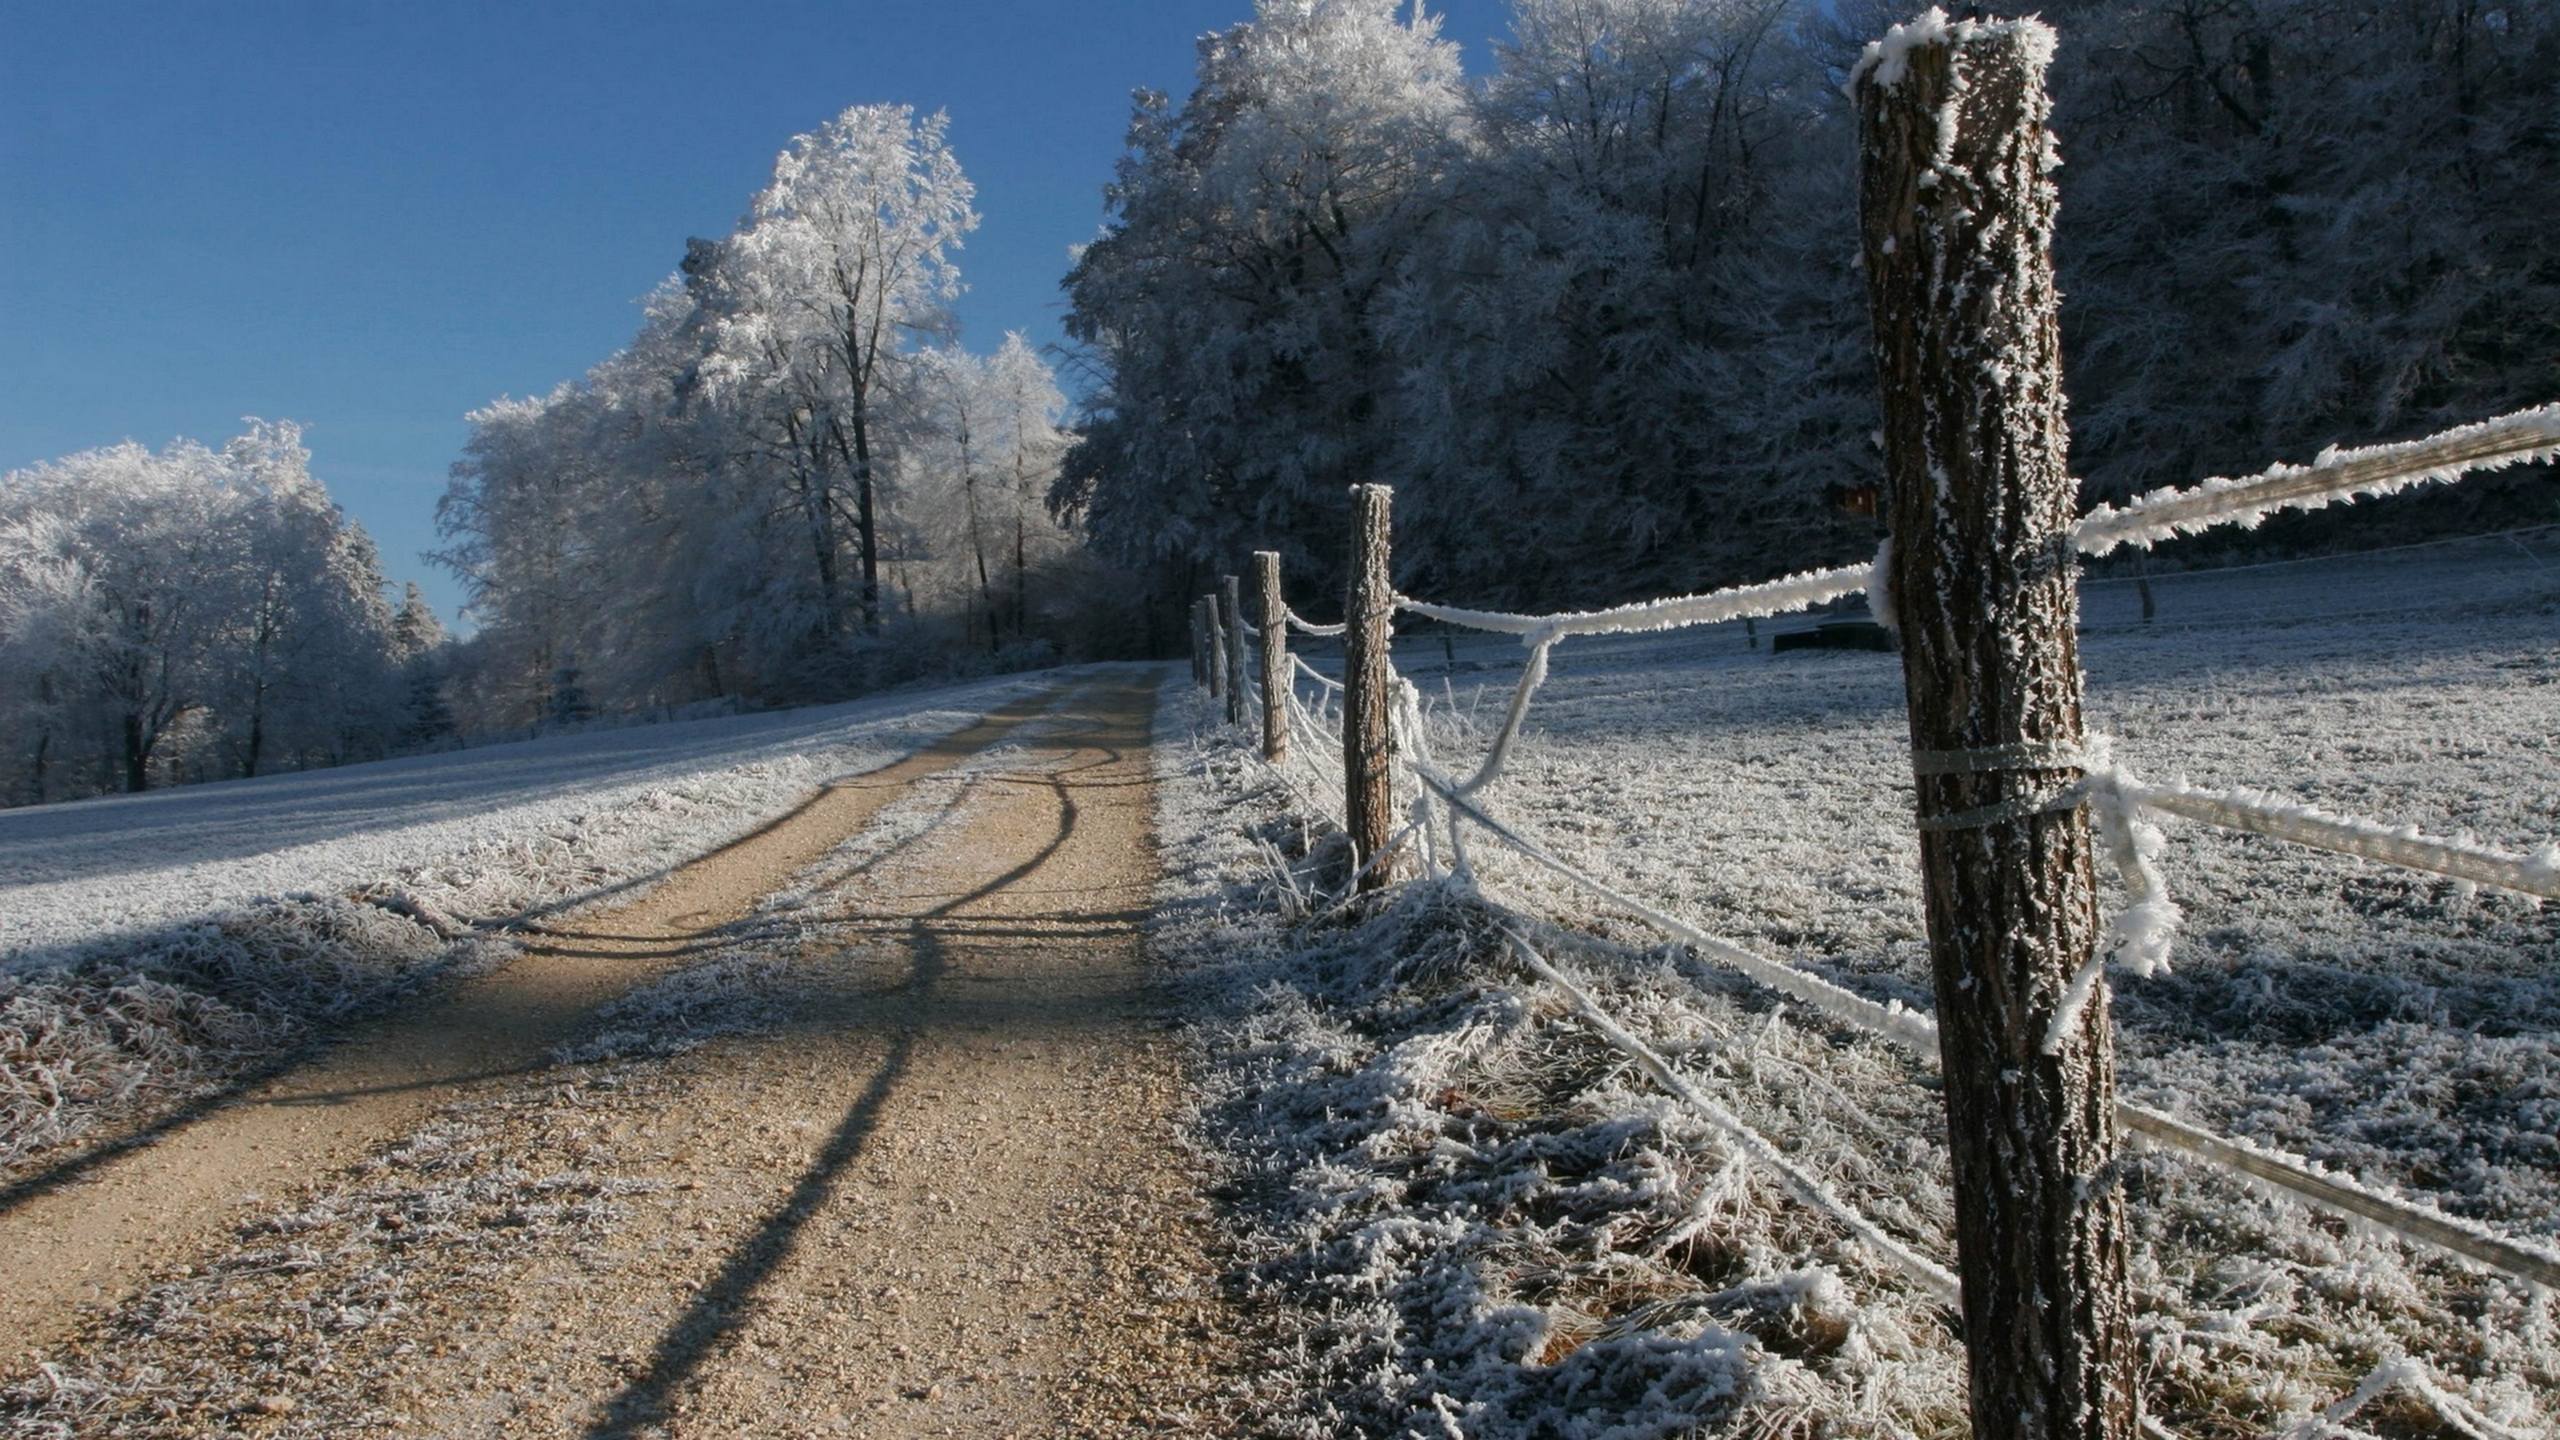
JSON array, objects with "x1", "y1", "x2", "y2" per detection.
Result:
[{"x1": 0, "y1": 671, "x2": 1236, "y2": 1437}]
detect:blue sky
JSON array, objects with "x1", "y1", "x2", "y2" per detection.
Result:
[{"x1": 0, "y1": 0, "x2": 1513, "y2": 625}]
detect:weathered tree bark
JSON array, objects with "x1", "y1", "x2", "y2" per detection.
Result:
[
  {"x1": 1255, "y1": 551, "x2": 1289, "y2": 762},
  {"x1": 122, "y1": 711, "x2": 150, "y2": 794},
  {"x1": 1855, "y1": 18, "x2": 2138, "y2": 1440},
  {"x1": 1221, "y1": 575, "x2": 1248, "y2": 726},
  {"x1": 966, "y1": 469, "x2": 999, "y2": 657},
  {"x1": 243, "y1": 692, "x2": 266, "y2": 779},
  {"x1": 850, "y1": 414, "x2": 882, "y2": 634},
  {"x1": 792, "y1": 414, "x2": 845, "y2": 644},
  {"x1": 1341, "y1": 485, "x2": 1405, "y2": 891}
]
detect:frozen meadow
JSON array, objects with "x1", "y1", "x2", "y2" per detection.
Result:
[
  {"x1": 1156, "y1": 529, "x2": 2560, "y2": 1438},
  {"x1": 0, "y1": 677, "x2": 1047, "y2": 963}
]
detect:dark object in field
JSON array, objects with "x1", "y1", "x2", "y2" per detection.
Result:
[
  {"x1": 1773, "y1": 594, "x2": 1894, "y2": 654},
  {"x1": 1771, "y1": 618, "x2": 1896, "y2": 653}
]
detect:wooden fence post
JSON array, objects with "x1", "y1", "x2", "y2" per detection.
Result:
[
  {"x1": 1205, "y1": 595, "x2": 1226, "y2": 703},
  {"x1": 1221, "y1": 574, "x2": 1248, "y2": 727},
  {"x1": 1855, "y1": 17, "x2": 2136, "y2": 1440},
  {"x1": 1342, "y1": 485, "x2": 1404, "y2": 891},
  {"x1": 1255, "y1": 551, "x2": 1288, "y2": 762}
]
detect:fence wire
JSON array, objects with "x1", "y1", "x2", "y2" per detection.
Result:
[{"x1": 1217, "y1": 397, "x2": 2560, "y2": 1298}]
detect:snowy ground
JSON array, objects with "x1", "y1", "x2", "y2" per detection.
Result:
[
  {"x1": 0, "y1": 674, "x2": 1051, "y2": 1172},
  {"x1": 0, "y1": 678, "x2": 1048, "y2": 963},
  {"x1": 1154, "y1": 530, "x2": 2559, "y2": 1439}
]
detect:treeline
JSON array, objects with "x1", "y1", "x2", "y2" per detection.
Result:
[
  {"x1": 0, "y1": 422, "x2": 449, "y2": 804},
  {"x1": 435, "y1": 104, "x2": 1138, "y2": 730},
  {"x1": 1056, "y1": 0, "x2": 2560, "y2": 611}
]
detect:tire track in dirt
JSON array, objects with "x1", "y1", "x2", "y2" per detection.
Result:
[
  {"x1": 0, "y1": 669, "x2": 1247, "y2": 1438},
  {"x1": 0, "y1": 682, "x2": 1083, "y2": 1374},
  {"x1": 351, "y1": 669, "x2": 1236, "y2": 1438}
]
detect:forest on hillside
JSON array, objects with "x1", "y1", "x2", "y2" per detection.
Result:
[
  {"x1": 1060, "y1": 0, "x2": 2560, "y2": 608},
  {"x1": 4, "y1": 0, "x2": 2554, "y2": 806}
]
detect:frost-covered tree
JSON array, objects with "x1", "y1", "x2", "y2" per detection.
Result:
[
  {"x1": 698, "y1": 104, "x2": 978, "y2": 639},
  {"x1": 1062, "y1": 0, "x2": 1879, "y2": 610},
  {"x1": 213, "y1": 421, "x2": 400, "y2": 776},
  {"x1": 985, "y1": 332, "x2": 1074, "y2": 641},
  {"x1": 1386, "y1": 0, "x2": 1873, "y2": 603},
  {"x1": 2043, "y1": 0, "x2": 2560, "y2": 529},
  {"x1": 1058, "y1": 0, "x2": 2556, "y2": 617},
  {"x1": 437, "y1": 388, "x2": 609, "y2": 728},
  {"x1": 1060, "y1": 0, "x2": 1472, "y2": 593},
  {"x1": 389, "y1": 582, "x2": 456, "y2": 748},
  {"x1": 438, "y1": 110, "x2": 1115, "y2": 720},
  {"x1": 0, "y1": 423, "x2": 404, "y2": 801}
]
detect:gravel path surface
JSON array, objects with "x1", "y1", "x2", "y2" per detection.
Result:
[{"x1": 0, "y1": 670, "x2": 1238, "y2": 1437}]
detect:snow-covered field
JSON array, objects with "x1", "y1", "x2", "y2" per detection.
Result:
[
  {"x1": 0, "y1": 673, "x2": 1050, "y2": 1172},
  {"x1": 0, "y1": 677, "x2": 1047, "y2": 963},
  {"x1": 1154, "y1": 530, "x2": 2559, "y2": 1438}
]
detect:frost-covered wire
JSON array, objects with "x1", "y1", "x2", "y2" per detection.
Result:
[
  {"x1": 1285, "y1": 607, "x2": 1347, "y2": 638},
  {"x1": 2044, "y1": 758, "x2": 2182, "y2": 1056},
  {"x1": 1291, "y1": 654, "x2": 1344, "y2": 693},
  {"x1": 1278, "y1": 684, "x2": 1353, "y2": 833},
  {"x1": 2120, "y1": 777, "x2": 2560, "y2": 901},
  {"x1": 1412, "y1": 764, "x2": 1946, "y2": 1056},
  {"x1": 2121, "y1": 1105, "x2": 2560, "y2": 1290},
  {"x1": 1448, "y1": 631, "x2": 1557, "y2": 798},
  {"x1": 1386, "y1": 405, "x2": 2556, "y2": 649},
  {"x1": 2074, "y1": 403, "x2": 2560, "y2": 558},
  {"x1": 1403, "y1": 757, "x2": 2560, "y2": 1291},
  {"x1": 1391, "y1": 677, "x2": 1443, "y2": 876},
  {"x1": 1283, "y1": 685, "x2": 1345, "y2": 772},
  {"x1": 1506, "y1": 931, "x2": 1963, "y2": 1306},
  {"x1": 1396, "y1": 562, "x2": 1874, "y2": 641}
]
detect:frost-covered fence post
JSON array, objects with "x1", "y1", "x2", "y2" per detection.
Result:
[
  {"x1": 1255, "y1": 551, "x2": 1289, "y2": 762},
  {"x1": 1205, "y1": 595, "x2": 1227, "y2": 703},
  {"x1": 1194, "y1": 599, "x2": 1211, "y2": 689},
  {"x1": 1855, "y1": 16, "x2": 2137, "y2": 1440},
  {"x1": 1342, "y1": 485, "x2": 1406, "y2": 891},
  {"x1": 1222, "y1": 574, "x2": 1249, "y2": 727}
]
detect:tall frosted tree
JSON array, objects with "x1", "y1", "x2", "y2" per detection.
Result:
[
  {"x1": 986, "y1": 332, "x2": 1072, "y2": 641},
  {"x1": 699, "y1": 104, "x2": 978, "y2": 639},
  {"x1": 1060, "y1": 0, "x2": 1472, "y2": 594},
  {"x1": 439, "y1": 108, "x2": 1110, "y2": 722}
]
